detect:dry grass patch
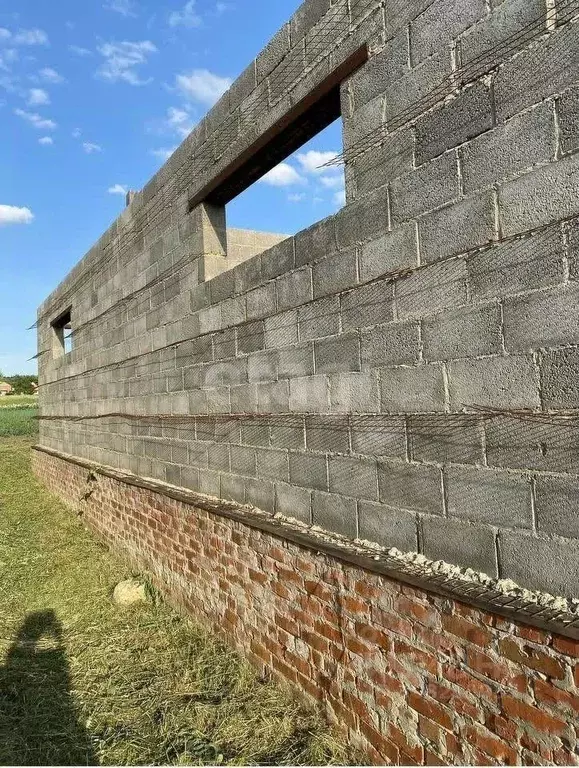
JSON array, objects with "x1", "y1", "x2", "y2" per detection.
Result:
[{"x1": 0, "y1": 438, "x2": 351, "y2": 766}]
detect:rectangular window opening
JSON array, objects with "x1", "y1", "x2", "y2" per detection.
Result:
[
  {"x1": 188, "y1": 45, "x2": 367, "y2": 279},
  {"x1": 51, "y1": 308, "x2": 73, "y2": 358}
]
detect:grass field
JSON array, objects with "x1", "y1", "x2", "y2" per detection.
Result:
[
  {"x1": 0, "y1": 438, "x2": 350, "y2": 766},
  {"x1": 0, "y1": 395, "x2": 39, "y2": 437}
]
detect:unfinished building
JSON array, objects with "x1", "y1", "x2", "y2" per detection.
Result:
[{"x1": 34, "y1": 0, "x2": 579, "y2": 762}]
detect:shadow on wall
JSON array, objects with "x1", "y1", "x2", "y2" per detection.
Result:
[{"x1": 0, "y1": 609, "x2": 98, "y2": 766}]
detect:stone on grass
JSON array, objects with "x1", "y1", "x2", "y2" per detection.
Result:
[{"x1": 112, "y1": 579, "x2": 148, "y2": 606}]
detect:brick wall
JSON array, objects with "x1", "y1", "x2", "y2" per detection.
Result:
[
  {"x1": 36, "y1": 0, "x2": 579, "y2": 599},
  {"x1": 32, "y1": 446, "x2": 579, "y2": 766}
]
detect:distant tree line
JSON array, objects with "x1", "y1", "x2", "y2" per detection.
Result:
[{"x1": 0, "y1": 373, "x2": 38, "y2": 394}]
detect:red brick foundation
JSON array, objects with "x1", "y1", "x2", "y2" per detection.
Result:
[{"x1": 33, "y1": 447, "x2": 579, "y2": 766}]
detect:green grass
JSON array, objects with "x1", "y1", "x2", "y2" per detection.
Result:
[
  {"x1": 0, "y1": 439, "x2": 350, "y2": 766},
  {"x1": 0, "y1": 394, "x2": 38, "y2": 406},
  {"x1": 0, "y1": 407, "x2": 38, "y2": 437}
]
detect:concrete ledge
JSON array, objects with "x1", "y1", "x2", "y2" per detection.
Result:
[{"x1": 32, "y1": 443, "x2": 579, "y2": 641}]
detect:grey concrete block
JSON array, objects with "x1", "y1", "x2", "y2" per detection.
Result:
[
  {"x1": 461, "y1": 103, "x2": 555, "y2": 193},
  {"x1": 498, "y1": 531, "x2": 579, "y2": 598},
  {"x1": 446, "y1": 464, "x2": 533, "y2": 529},
  {"x1": 230, "y1": 445, "x2": 256, "y2": 477},
  {"x1": 265, "y1": 309, "x2": 298, "y2": 348},
  {"x1": 460, "y1": 0, "x2": 545, "y2": 67},
  {"x1": 276, "y1": 267, "x2": 312, "y2": 311},
  {"x1": 290, "y1": 0, "x2": 331, "y2": 41},
  {"x1": 275, "y1": 482, "x2": 312, "y2": 523},
  {"x1": 362, "y1": 321, "x2": 420, "y2": 368},
  {"x1": 485, "y1": 414, "x2": 579, "y2": 474},
  {"x1": 409, "y1": 414, "x2": 484, "y2": 465},
  {"x1": 350, "y1": 414, "x2": 407, "y2": 459},
  {"x1": 422, "y1": 302, "x2": 503, "y2": 361},
  {"x1": 237, "y1": 320, "x2": 265, "y2": 354},
  {"x1": 270, "y1": 415, "x2": 305, "y2": 450},
  {"x1": 358, "y1": 501, "x2": 418, "y2": 552},
  {"x1": 535, "y1": 475, "x2": 579, "y2": 539},
  {"x1": 380, "y1": 364, "x2": 447, "y2": 413},
  {"x1": 416, "y1": 82, "x2": 494, "y2": 166},
  {"x1": 256, "y1": 447, "x2": 289, "y2": 482},
  {"x1": 359, "y1": 224, "x2": 419, "y2": 283},
  {"x1": 312, "y1": 490, "x2": 358, "y2": 538},
  {"x1": 449, "y1": 355, "x2": 540, "y2": 410},
  {"x1": 503, "y1": 285, "x2": 579, "y2": 352},
  {"x1": 261, "y1": 237, "x2": 295, "y2": 281},
  {"x1": 383, "y1": 0, "x2": 442, "y2": 38},
  {"x1": 212, "y1": 329, "x2": 236, "y2": 361},
  {"x1": 396, "y1": 259, "x2": 468, "y2": 321},
  {"x1": 228, "y1": 61, "x2": 256, "y2": 110},
  {"x1": 335, "y1": 186, "x2": 390, "y2": 249},
  {"x1": 221, "y1": 473, "x2": 246, "y2": 505},
  {"x1": 341, "y1": 280, "x2": 394, "y2": 331},
  {"x1": 299, "y1": 296, "x2": 340, "y2": 340},
  {"x1": 241, "y1": 422, "x2": 270, "y2": 447},
  {"x1": 466, "y1": 225, "x2": 565, "y2": 301},
  {"x1": 208, "y1": 443, "x2": 231, "y2": 472},
  {"x1": 198, "y1": 469, "x2": 221, "y2": 497},
  {"x1": 329, "y1": 455, "x2": 379, "y2": 501},
  {"x1": 256, "y1": 23, "x2": 291, "y2": 80},
  {"x1": 294, "y1": 216, "x2": 337, "y2": 268},
  {"x1": 349, "y1": 31, "x2": 409, "y2": 110},
  {"x1": 245, "y1": 477, "x2": 275, "y2": 512},
  {"x1": 541, "y1": 347, "x2": 579, "y2": 409},
  {"x1": 278, "y1": 343, "x2": 314, "y2": 379},
  {"x1": 494, "y1": 21, "x2": 579, "y2": 121},
  {"x1": 230, "y1": 383, "x2": 258, "y2": 414},
  {"x1": 312, "y1": 248, "x2": 358, "y2": 299},
  {"x1": 384, "y1": 48, "x2": 452, "y2": 125},
  {"x1": 246, "y1": 284, "x2": 276, "y2": 320},
  {"x1": 329, "y1": 371, "x2": 381, "y2": 413},
  {"x1": 419, "y1": 191, "x2": 497, "y2": 264},
  {"x1": 305, "y1": 415, "x2": 350, "y2": 454},
  {"x1": 410, "y1": 0, "x2": 486, "y2": 64},
  {"x1": 289, "y1": 374, "x2": 329, "y2": 412},
  {"x1": 257, "y1": 380, "x2": 290, "y2": 413},
  {"x1": 422, "y1": 517, "x2": 498, "y2": 577},
  {"x1": 315, "y1": 332, "x2": 361, "y2": 374},
  {"x1": 390, "y1": 152, "x2": 461, "y2": 224},
  {"x1": 558, "y1": 86, "x2": 579, "y2": 155},
  {"x1": 378, "y1": 459, "x2": 443, "y2": 514},
  {"x1": 289, "y1": 451, "x2": 328, "y2": 491},
  {"x1": 247, "y1": 350, "x2": 277, "y2": 383},
  {"x1": 499, "y1": 154, "x2": 579, "y2": 238},
  {"x1": 354, "y1": 128, "x2": 415, "y2": 197}
]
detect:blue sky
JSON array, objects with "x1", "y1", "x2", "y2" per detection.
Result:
[{"x1": 0, "y1": 0, "x2": 345, "y2": 375}]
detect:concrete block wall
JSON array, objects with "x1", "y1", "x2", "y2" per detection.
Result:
[{"x1": 37, "y1": 0, "x2": 579, "y2": 599}]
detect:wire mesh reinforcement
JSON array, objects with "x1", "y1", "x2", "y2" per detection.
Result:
[{"x1": 35, "y1": 208, "x2": 575, "y2": 387}]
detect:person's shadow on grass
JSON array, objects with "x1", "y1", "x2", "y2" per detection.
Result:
[{"x1": 0, "y1": 609, "x2": 98, "y2": 766}]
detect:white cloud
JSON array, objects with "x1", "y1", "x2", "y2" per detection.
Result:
[
  {"x1": 38, "y1": 136, "x2": 53, "y2": 145},
  {"x1": 0, "y1": 204, "x2": 34, "y2": 226},
  {"x1": 14, "y1": 108, "x2": 56, "y2": 130},
  {"x1": 72, "y1": 127, "x2": 81, "y2": 138},
  {"x1": 0, "y1": 28, "x2": 11, "y2": 41},
  {"x1": 69, "y1": 45, "x2": 93, "y2": 57},
  {"x1": 169, "y1": 0, "x2": 202, "y2": 27},
  {"x1": 288, "y1": 192, "x2": 306, "y2": 203},
  {"x1": 165, "y1": 106, "x2": 194, "y2": 137},
  {"x1": 28, "y1": 88, "x2": 50, "y2": 105},
  {"x1": 12, "y1": 29, "x2": 49, "y2": 46},
  {"x1": 39, "y1": 67, "x2": 64, "y2": 83},
  {"x1": 176, "y1": 68, "x2": 231, "y2": 106},
  {"x1": 319, "y1": 173, "x2": 345, "y2": 189},
  {"x1": 97, "y1": 40, "x2": 157, "y2": 85},
  {"x1": 333, "y1": 189, "x2": 346, "y2": 207},
  {"x1": 151, "y1": 146, "x2": 177, "y2": 161},
  {"x1": 104, "y1": 0, "x2": 137, "y2": 16},
  {"x1": 297, "y1": 150, "x2": 342, "y2": 175},
  {"x1": 108, "y1": 183, "x2": 128, "y2": 195},
  {"x1": 259, "y1": 163, "x2": 305, "y2": 188},
  {"x1": 83, "y1": 142, "x2": 102, "y2": 153}
]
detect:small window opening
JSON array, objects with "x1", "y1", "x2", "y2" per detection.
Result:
[{"x1": 51, "y1": 308, "x2": 73, "y2": 358}]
